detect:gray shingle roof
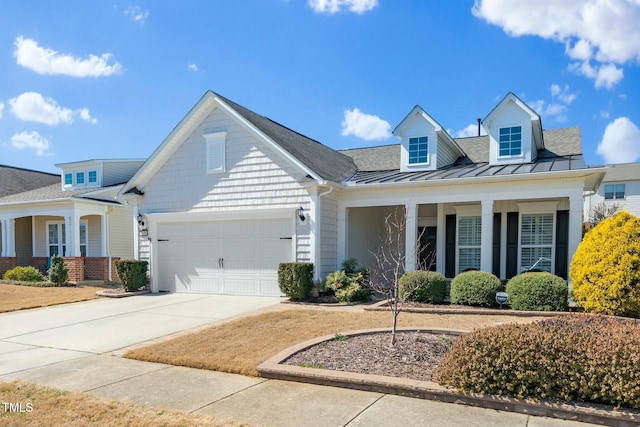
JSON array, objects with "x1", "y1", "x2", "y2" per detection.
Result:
[
  {"x1": 593, "y1": 162, "x2": 640, "y2": 182},
  {"x1": 339, "y1": 126, "x2": 583, "y2": 172},
  {"x1": 0, "y1": 165, "x2": 60, "y2": 198},
  {"x1": 0, "y1": 183, "x2": 122, "y2": 205},
  {"x1": 215, "y1": 93, "x2": 357, "y2": 182}
]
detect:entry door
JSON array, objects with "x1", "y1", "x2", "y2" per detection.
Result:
[{"x1": 418, "y1": 226, "x2": 437, "y2": 271}]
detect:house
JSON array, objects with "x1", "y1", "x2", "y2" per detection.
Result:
[
  {"x1": 584, "y1": 162, "x2": 640, "y2": 221},
  {"x1": 0, "y1": 159, "x2": 144, "y2": 282},
  {"x1": 119, "y1": 90, "x2": 606, "y2": 296},
  {"x1": 0, "y1": 164, "x2": 61, "y2": 198}
]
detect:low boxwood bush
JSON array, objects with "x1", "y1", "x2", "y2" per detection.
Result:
[
  {"x1": 505, "y1": 272, "x2": 568, "y2": 311},
  {"x1": 399, "y1": 270, "x2": 446, "y2": 303},
  {"x1": 435, "y1": 314, "x2": 640, "y2": 408},
  {"x1": 278, "y1": 262, "x2": 313, "y2": 300},
  {"x1": 2, "y1": 266, "x2": 46, "y2": 282},
  {"x1": 449, "y1": 270, "x2": 501, "y2": 307},
  {"x1": 116, "y1": 260, "x2": 149, "y2": 292},
  {"x1": 48, "y1": 255, "x2": 68, "y2": 285},
  {"x1": 324, "y1": 259, "x2": 369, "y2": 303}
]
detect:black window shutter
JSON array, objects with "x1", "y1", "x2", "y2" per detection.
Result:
[
  {"x1": 555, "y1": 210, "x2": 569, "y2": 280},
  {"x1": 492, "y1": 213, "x2": 501, "y2": 277},
  {"x1": 445, "y1": 215, "x2": 456, "y2": 278},
  {"x1": 506, "y1": 212, "x2": 519, "y2": 279}
]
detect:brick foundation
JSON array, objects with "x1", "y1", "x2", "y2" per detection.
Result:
[
  {"x1": 0, "y1": 257, "x2": 17, "y2": 277},
  {"x1": 83, "y1": 257, "x2": 121, "y2": 283},
  {"x1": 31, "y1": 257, "x2": 49, "y2": 275},
  {"x1": 63, "y1": 257, "x2": 84, "y2": 283}
]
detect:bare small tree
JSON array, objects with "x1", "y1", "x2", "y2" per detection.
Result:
[
  {"x1": 585, "y1": 201, "x2": 620, "y2": 232},
  {"x1": 368, "y1": 207, "x2": 432, "y2": 346}
]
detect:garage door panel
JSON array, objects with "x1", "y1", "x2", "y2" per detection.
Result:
[{"x1": 157, "y1": 218, "x2": 291, "y2": 296}]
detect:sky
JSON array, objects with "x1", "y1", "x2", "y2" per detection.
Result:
[{"x1": 1, "y1": 0, "x2": 639, "y2": 174}]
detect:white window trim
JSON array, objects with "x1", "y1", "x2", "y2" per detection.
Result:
[
  {"x1": 46, "y1": 221, "x2": 88, "y2": 257},
  {"x1": 497, "y1": 124, "x2": 524, "y2": 159},
  {"x1": 407, "y1": 135, "x2": 430, "y2": 166},
  {"x1": 456, "y1": 215, "x2": 482, "y2": 274},
  {"x1": 62, "y1": 168, "x2": 101, "y2": 189},
  {"x1": 518, "y1": 212, "x2": 555, "y2": 274},
  {"x1": 604, "y1": 183, "x2": 626, "y2": 200},
  {"x1": 204, "y1": 131, "x2": 227, "y2": 174}
]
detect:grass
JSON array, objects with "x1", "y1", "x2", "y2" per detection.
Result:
[
  {"x1": 124, "y1": 309, "x2": 545, "y2": 377},
  {"x1": 0, "y1": 283, "x2": 103, "y2": 313},
  {"x1": 0, "y1": 380, "x2": 246, "y2": 427}
]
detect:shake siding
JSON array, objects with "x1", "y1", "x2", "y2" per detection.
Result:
[
  {"x1": 320, "y1": 191, "x2": 338, "y2": 277},
  {"x1": 108, "y1": 204, "x2": 134, "y2": 259}
]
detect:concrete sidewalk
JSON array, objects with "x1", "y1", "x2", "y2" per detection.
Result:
[
  {"x1": 1, "y1": 354, "x2": 596, "y2": 427},
  {"x1": 0, "y1": 294, "x2": 599, "y2": 426}
]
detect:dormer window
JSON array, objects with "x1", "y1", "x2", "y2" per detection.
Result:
[
  {"x1": 61, "y1": 167, "x2": 100, "y2": 190},
  {"x1": 408, "y1": 136, "x2": 428, "y2": 164},
  {"x1": 76, "y1": 172, "x2": 85, "y2": 184},
  {"x1": 64, "y1": 173, "x2": 72, "y2": 186},
  {"x1": 88, "y1": 170, "x2": 97, "y2": 184},
  {"x1": 499, "y1": 126, "x2": 522, "y2": 157}
]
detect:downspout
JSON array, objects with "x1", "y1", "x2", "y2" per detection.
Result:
[{"x1": 106, "y1": 207, "x2": 113, "y2": 282}]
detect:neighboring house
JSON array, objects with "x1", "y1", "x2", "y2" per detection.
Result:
[
  {"x1": 0, "y1": 164, "x2": 60, "y2": 198},
  {"x1": 584, "y1": 162, "x2": 640, "y2": 221},
  {"x1": 0, "y1": 159, "x2": 144, "y2": 282},
  {"x1": 119, "y1": 91, "x2": 606, "y2": 296}
]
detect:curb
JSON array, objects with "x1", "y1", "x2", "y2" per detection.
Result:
[
  {"x1": 257, "y1": 328, "x2": 640, "y2": 427},
  {"x1": 364, "y1": 304, "x2": 574, "y2": 317},
  {"x1": 95, "y1": 289, "x2": 151, "y2": 298}
]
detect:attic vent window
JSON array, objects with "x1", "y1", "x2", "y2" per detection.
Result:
[
  {"x1": 499, "y1": 126, "x2": 522, "y2": 157},
  {"x1": 204, "y1": 131, "x2": 227, "y2": 174},
  {"x1": 408, "y1": 136, "x2": 428, "y2": 164}
]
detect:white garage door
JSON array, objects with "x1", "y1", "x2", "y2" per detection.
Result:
[{"x1": 157, "y1": 218, "x2": 292, "y2": 296}]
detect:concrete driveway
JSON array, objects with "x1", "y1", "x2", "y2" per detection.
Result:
[{"x1": 0, "y1": 293, "x2": 281, "y2": 376}]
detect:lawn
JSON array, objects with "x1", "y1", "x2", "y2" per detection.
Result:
[
  {"x1": 124, "y1": 309, "x2": 546, "y2": 376},
  {"x1": 0, "y1": 283, "x2": 103, "y2": 313},
  {"x1": 0, "y1": 380, "x2": 247, "y2": 427}
]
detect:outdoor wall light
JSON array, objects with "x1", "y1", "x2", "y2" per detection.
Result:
[
  {"x1": 296, "y1": 206, "x2": 306, "y2": 222},
  {"x1": 137, "y1": 213, "x2": 146, "y2": 228}
]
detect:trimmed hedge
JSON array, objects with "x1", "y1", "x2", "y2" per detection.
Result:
[
  {"x1": 116, "y1": 260, "x2": 148, "y2": 292},
  {"x1": 278, "y1": 262, "x2": 313, "y2": 300},
  {"x1": 570, "y1": 211, "x2": 640, "y2": 317},
  {"x1": 435, "y1": 314, "x2": 640, "y2": 408},
  {"x1": 450, "y1": 270, "x2": 502, "y2": 307},
  {"x1": 2, "y1": 266, "x2": 46, "y2": 282},
  {"x1": 505, "y1": 272, "x2": 568, "y2": 311},
  {"x1": 399, "y1": 270, "x2": 446, "y2": 303}
]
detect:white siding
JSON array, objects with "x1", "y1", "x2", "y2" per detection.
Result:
[
  {"x1": 138, "y1": 106, "x2": 312, "y2": 263},
  {"x1": 34, "y1": 216, "x2": 60, "y2": 257},
  {"x1": 320, "y1": 190, "x2": 338, "y2": 277},
  {"x1": 86, "y1": 215, "x2": 101, "y2": 257},
  {"x1": 108, "y1": 204, "x2": 134, "y2": 259},
  {"x1": 102, "y1": 161, "x2": 145, "y2": 187},
  {"x1": 585, "y1": 180, "x2": 640, "y2": 220},
  {"x1": 487, "y1": 101, "x2": 534, "y2": 165},
  {"x1": 436, "y1": 134, "x2": 459, "y2": 168}
]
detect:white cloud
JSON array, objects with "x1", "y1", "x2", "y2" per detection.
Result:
[
  {"x1": 341, "y1": 108, "x2": 391, "y2": 141},
  {"x1": 8, "y1": 92, "x2": 97, "y2": 125},
  {"x1": 0, "y1": 102, "x2": 4, "y2": 120},
  {"x1": 597, "y1": 117, "x2": 640, "y2": 163},
  {"x1": 453, "y1": 123, "x2": 487, "y2": 138},
  {"x1": 124, "y1": 6, "x2": 149, "y2": 25},
  {"x1": 600, "y1": 110, "x2": 610, "y2": 119},
  {"x1": 188, "y1": 63, "x2": 199, "y2": 71},
  {"x1": 10, "y1": 131, "x2": 51, "y2": 156},
  {"x1": 14, "y1": 36, "x2": 123, "y2": 77},
  {"x1": 472, "y1": 0, "x2": 640, "y2": 88},
  {"x1": 528, "y1": 84, "x2": 577, "y2": 123},
  {"x1": 308, "y1": 0, "x2": 378, "y2": 14}
]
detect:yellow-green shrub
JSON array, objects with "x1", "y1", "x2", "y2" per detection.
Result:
[
  {"x1": 435, "y1": 314, "x2": 640, "y2": 408},
  {"x1": 570, "y1": 211, "x2": 640, "y2": 317},
  {"x1": 2, "y1": 266, "x2": 46, "y2": 282}
]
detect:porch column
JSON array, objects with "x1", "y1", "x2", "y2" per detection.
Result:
[
  {"x1": 480, "y1": 199, "x2": 494, "y2": 272},
  {"x1": 405, "y1": 202, "x2": 418, "y2": 272},
  {"x1": 101, "y1": 213, "x2": 108, "y2": 256},
  {"x1": 65, "y1": 214, "x2": 81, "y2": 256},
  {"x1": 0, "y1": 219, "x2": 5, "y2": 257},
  {"x1": 567, "y1": 192, "x2": 584, "y2": 286},
  {"x1": 2, "y1": 219, "x2": 16, "y2": 258},
  {"x1": 337, "y1": 205, "x2": 347, "y2": 270},
  {"x1": 436, "y1": 203, "x2": 445, "y2": 273}
]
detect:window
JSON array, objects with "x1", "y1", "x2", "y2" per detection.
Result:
[
  {"x1": 520, "y1": 213, "x2": 553, "y2": 272},
  {"x1": 64, "y1": 173, "x2": 72, "y2": 185},
  {"x1": 458, "y1": 216, "x2": 481, "y2": 273},
  {"x1": 499, "y1": 126, "x2": 522, "y2": 157},
  {"x1": 204, "y1": 132, "x2": 227, "y2": 174},
  {"x1": 88, "y1": 170, "x2": 97, "y2": 184},
  {"x1": 408, "y1": 136, "x2": 428, "y2": 164},
  {"x1": 76, "y1": 172, "x2": 85, "y2": 185},
  {"x1": 604, "y1": 183, "x2": 625, "y2": 200},
  {"x1": 47, "y1": 222, "x2": 87, "y2": 257}
]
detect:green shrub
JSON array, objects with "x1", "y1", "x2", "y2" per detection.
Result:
[
  {"x1": 278, "y1": 262, "x2": 313, "y2": 300},
  {"x1": 116, "y1": 260, "x2": 148, "y2": 292},
  {"x1": 2, "y1": 266, "x2": 46, "y2": 282},
  {"x1": 48, "y1": 256, "x2": 68, "y2": 285},
  {"x1": 449, "y1": 270, "x2": 502, "y2": 307},
  {"x1": 435, "y1": 314, "x2": 640, "y2": 408},
  {"x1": 324, "y1": 259, "x2": 369, "y2": 303},
  {"x1": 505, "y1": 272, "x2": 568, "y2": 311},
  {"x1": 571, "y1": 211, "x2": 640, "y2": 317},
  {"x1": 399, "y1": 270, "x2": 446, "y2": 303}
]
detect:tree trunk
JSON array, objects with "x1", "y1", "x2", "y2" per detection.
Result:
[{"x1": 390, "y1": 310, "x2": 399, "y2": 346}]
